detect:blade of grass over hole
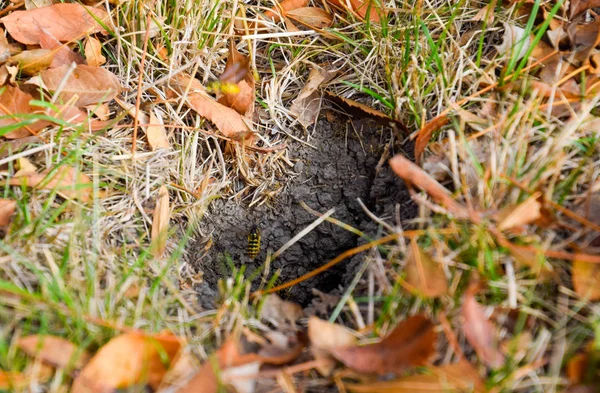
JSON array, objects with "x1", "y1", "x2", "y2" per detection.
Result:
[
  {"x1": 301, "y1": 201, "x2": 365, "y2": 238},
  {"x1": 339, "y1": 81, "x2": 393, "y2": 110}
]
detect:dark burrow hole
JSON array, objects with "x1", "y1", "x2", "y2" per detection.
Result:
[{"x1": 187, "y1": 112, "x2": 418, "y2": 309}]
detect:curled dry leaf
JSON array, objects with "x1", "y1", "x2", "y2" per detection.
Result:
[
  {"x1": 329, "y1": 314, "x2": 437, "y2": 375},
  {"x1": 37, "y1": 25, "x2": 85, "y2": 68},
  {"x1": 9, "y1": 49, "x2": 55, "y2": 75},
  {"x1": 84, "y1": 36, "x2": 106, "y2": 67},
  {"x1": 0, "y1": 85, "x2": 50, "y2": 139},
  {"x1": 27, "y1": 64, "x2": 121, "y2": 107},
  {"x1": 170, "y1": 73, "x2": 251, "y2": 138},
  {"x1": 18, "y1": 335, "x2": 91, "y2": 371},
  {"x1": 325, "y1": 0, "x2": 386, "y2": 23},
  {"x1": 71, "y1": 331, "x2": 182, "y2": 393},
  {"x1": 570, "y1": 0, "x2": 600, "y2": 18},
  {"x1": 151, "y1": 185, "x2": 170, "y2": 258},
  {"x1": 290, "y1": 67, "x2": 334, "y2": 128},
  {"x1": 462, "y1": 284, "x2": 505, "y2": 368},
  {"x1": 404, "y1": 239, "x2": 448, "y2": 298},
  {"x1": 9, "y1": 165, "x2": 93, "y2": 202},
  {"x1": 286, "y1": 7, "x2": 334, "y2": 29},
  {"x1": 264, "y1": 0, "x2": 310, "y2": 22},
  {"x1": 1, "y1": 4, "x2": 109, "y2": 45},
  {"x1": 0, "y1": 199, "x2": 16, "y2": 229},
  {"x1": 146, "y1": 109, "x2": 170, "y2": 150},
  {"x1": 308, "y1": 316, "x2": 357, "y2": 376},
  {"x1": 218, "y1": 43, "x2": 255, "y2": 116},
  {"x1": 344, "y1": 360, "x2": 485, "y2": 393},
  {"x1": 495, "y1": 192, "x2": 542, "y2": 231}
]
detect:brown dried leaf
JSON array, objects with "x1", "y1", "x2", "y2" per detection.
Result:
[
  {"x1": 260, "y1": 294, "x2": 304, "y2": 329},
  {"x1": 286, "y1": 7, "x2": 334, "y2": 29},
  {"x1": 25, "y1": 0, "x2": 52, "y2": 9},
  {"x1": 170, "y1": 73, "x2": 251, "y2": 138},
  {"x1": 344, "y1": 361, "x2": 485, "y2": 393},
  {"x1": 147, "y1": 109, "x2": 169, "y2": 150},
  {"x1": 218, "y1": 43, "x2": 255, "y2": 116},
  {"x1": 37, "y1": 25, "x2": 85, "y2": 68},
  {"x1": 329, "y1": 314, "x2": 437, "y2": 375},
  {"x1": 570, "y1": 0, "x2": 600, "y2": 19},
  {"x1": 0, "y1": 199, "x2": 16, "y2": 228},
  {"x1": 264, "y1": 0, "x2": 310, "y2": 22},
  {"x1": 9, "y1": 49, "x2": 55, "y2": 75},
  {"x1": 308, "y1": 316, "x2": 357, "y2": 376},
  {"x1": 1, "y1": 4, "x2": 109, "y2": 45},
  {"x1": 71, "y1": 331, "x2": 182, "y2": 393},
  {"x1": 18, "y1": 335, "x2": 91, "y2": 371},
  {"x1": 324, "y1": 91, "x2": 408, "y2": 132},
  {"x1": 27, "y1": 64, "x2": 121, "y2": 107},
  {"x1": 256, "y1": 331, "x2": 305, "y2": 365},
  {"x1": 496, "y1": 192, "x2": 542, "y2": 231},
  {"x1": 472, "y1": 0, "x2": 496, "y2": 24},
  {"x1": 151, "y1": 185, "x2": 170, "y2": 258},
  {"x1": 462, "y1": 284, "x2": 505, "y2": 368},
  {"x1": 0, "y1": 28, "x2": 12, "y2": 64},
  {"x1": 404, "y1": 240, "x2": 448, "y2": 298},
  {"x1": 573, "y1": 259, "x2": 600, "y2": 300},
  {"x1": 290, "y1": 67, "x2": 334, "y2": 128},
  {"x1": 0, "y1": 85, "x2": 50, "y2": 139},
  {"x1": 84, "y1": 36, "x2": 106, "y2": 67},
  {"x1": 325, "y1": 0, "x2": 386, "y2": 22},
  {"x1": 9, "y1": 165, "x2": 93, "y2": 202}
]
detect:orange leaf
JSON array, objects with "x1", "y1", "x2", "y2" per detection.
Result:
[
  {"x1": 1, "y1": 4, "x2": 109, "y2": 45},
  {"x1": 573, "y1": 258, "x2": 600, "y2": 301},
  {"x1": 218, "y1": 42, "x2": 255, "y2": 116},
  {"x1": 84, "y1": 36, "x2": 106, "y2": 67},
  {"x1": 415, "y1": 114, "x2": 449, "y2": 162},
  {"x1": 37, "y1": 24, "x2": 85, "y2": 68},
  {"x1": 170, "y1": 73, "x2": 252, "y2": 138},
  {"x1": 264, "y1": 0, "x2": 310, "y2": 22},
  {"x1": 27, "y1": 64, "x2": 121, "y2": 107},
  {"x1": 9, "y1": 49, "x2": 55, "y2": 75},
  {"x1": 495, "y1": 192, "x2": 542, "y2": 231},
  {"x1": 146, "y1": 109, "x2": 170, "y2": 150},
  {"x1": 404, "y1": 239, "x2": 448, "y2": 298},
  {"x1": 0, "y1": 85, "x2": 50, "y2": 139},
  {"x1": 9, "y1": 165, "x2": 93, "y2": 202},
  {"x1": 18, "y1": 335, "x2": 91, "y2": 370},
  {"x1": 462, "y1": 284, "x2": 505, "y2": 368},
  {"x1": 71, "y1": 331, "x2": 182, "y2": 393},
  {"x1": 0, "y1": 199, "x2": 16, "y2": 228},
  {"x1": 286, "y1": 7, "x2": 334, "y2": 29},
  {"x1": 329, "y1": 314, "x2": 437, "y2": 375},
  {"x1": 325, "y1": 0, "x2": 386, "y2": 23},
  {"x1": 151, "y1": 185, "x2": 170, "y2": 258},
  {"x1": 308, "y1": 316, "x2": 357, "y2": 376}
]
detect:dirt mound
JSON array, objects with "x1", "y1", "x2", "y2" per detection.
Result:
[{"x1": 188, "y1": 114, "x2": 416, "y2": 308}]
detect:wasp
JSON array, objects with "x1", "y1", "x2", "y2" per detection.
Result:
[{"x1": 247, "y1": 226, "x2": 261, "y2": 260}]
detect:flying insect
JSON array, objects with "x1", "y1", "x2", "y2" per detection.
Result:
[{"x1": 247, "y1": 226, "x2": 261, "y2": 260}]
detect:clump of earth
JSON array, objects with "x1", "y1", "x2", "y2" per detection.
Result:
[{"x1": 188, "y1": 112, "x2": 417, "y2": 308}]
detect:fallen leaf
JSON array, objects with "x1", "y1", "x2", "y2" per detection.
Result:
[
  {"x1": 25, "y1": 0, "x2": 52, "y2": 9},
  {"x1": 264, "y1": 0, "x2": 310, "y2": 22},
  {"x1": 9, "y1": 165, "x2": 93, "y2": 202},
  {"x1": 0, "y1": 371, "x2": 29, "y2": 390},
  {"x1": 404, "y1": 239, "x2": 448, "y2": 298},
  {"x1": 324, "y1": 91, "x2": 408, "y2": 133},
  {"x1": 472, "y1": 0, "x2": 496, "y2": 24},
  {"x1": 9, "y1": 49, "x2": 55, "y2": 75},
  {"x1": 506, "y1": 242, "x2": 554, "y2": 278},
  {"x1": 573, "y1": 258, "x2": 600, "y2": 301},
  {"x1": 84, "y1": 36, "x2": 106, "y2": 67},
  {"x1": 1, "y1": 4, "x2": 109, "y2": 45},
  {"x1": 0, "y1": 85, "x2": 50, "y2": 139},
  {"x1": 462, "y1": 284, "x2": 505, "y2": 368},
  {"x1": 27, "y1": 64, "x2": 121, "y2": 107},
  {"x1": 151, "y1": 185, "x2": 170, "y2": 258},
  {"x1": 414, "y1": 114, "x2": 449, "y2": 162},
  {"x1": 329, "y1": 314, "x2": 437, "y2": 375},
  {"x1": 86, "y1": 103, "x2": 111, "y2": 120},
  {"x1": 0, "y1": 28, "x2": 11, "y2": 63},
  {"x1": 170, "y1": 73, "x2": 252, "y2": 138},
  {"x1": 18, "y1": 335, "x2": 91, "y2": 371},
  {"x1": 257, "y1": 331, "x2": 306, "y2": 365},
  {"x1": 218, "y1": 42, "x2": 255, "y2": 116},
  {"x1": 495, "y1": 192, "x2": 542, "y2": 231},
  {"x1": 14, "y1": 157, "x2": 37, "y2": 176},
  {"x1": 260, "y1": 294, "x2": 304, "y2": 329},
  {"x1": 71, "y1": 331, "x2": 182, "y2": 393},
  {"x1": 570, "y1": 0, "x2": 600, "y2": 18},
  {"x1": 156, "y1": 351, "x2": 199, "y2": 391},
  {"x1": 37, "y1": 25, "x2": 85, "y2": 68},
  {"x1": 221, "y1": 362, "x2": 260, "y2": 393},
  {"x1": 286, "y1": 7, "x2": 334, "y2": 29},
  {"x1": 308, "y1": 316, "x2": 357, "y2": 376},
  {"x1": 290, "y1": 67, "x2": 334, "y2": 128},
  {"x1": 0, "y1": 199, "x2": 16, "y2": 228},
  {"x1": 146, "y1": 109, "x2": 169, "y2": 150},
  {"x1": 325, "y1": 0, "x2": 386, "y2": 22},
  {"x1": 344, "y1": 360, "x2": 485, "y2": 393}
]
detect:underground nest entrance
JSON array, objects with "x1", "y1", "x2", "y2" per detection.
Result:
[{"x1": 188, "y1": 115, "x2": 417, "y2": 308}]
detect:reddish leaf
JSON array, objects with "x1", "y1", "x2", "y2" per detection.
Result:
[
  {"x1": 9, "y1": 165, "x2": 93, "y2": 202},
  {"x1": 37, "y1": 25, "x2": 85, "y2": 68},
  {"x1": 0, "y1": 85, "x2": 50, "y2": 139},
  {"x1": 18, "y1": 335, "x2": 91, "y2": 370},
  {"x1": 218, "y1": 42, "x2": 255, "y2": 116},
  {"x1": 27, "y1": 64, "x2": 121, "y2": 107},
  {"x1": 325, "y1": 0, "x2": 386, "y2": 23},
  {"x1": 170, "y1": 73, "x2": 252, "y2": 138},
  {"x1": 1, "y1": 4, "x2": 109, "y2": 45},
  {"x1": 71, "y1": 332, "x2": 182, "y2": 393},
  {"x1": 0, "y1": 199, "x2": 16, "y2": 229},
  {"x1": 329, "y1": 314, "x2": 437, "y2": 375},
  {"x1": 404, "y1": 240, "x2": 448, "y2": 298},
  {"x1": 286, "y1": 7, "x2": 334, "y2": 29},
  {"x1": 570, "y1": 0, "x2": 600, "y2": 18},
  {"x1": 573, "y1": 259, "x2": 600, "y2": 301},
  {"x1": 84, "y1": 36, "x2": 106, "y2": 67},
  {"x1": 462, "y1": 284, "x2": 505, "y2": 368},
  {"x1": 264, "y1": 0, "x2": 310, "y2": 22}
]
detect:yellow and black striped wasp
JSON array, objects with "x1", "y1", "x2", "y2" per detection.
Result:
[{"x1": 247, "y1": 226, "x2": 261, "y2": 260}]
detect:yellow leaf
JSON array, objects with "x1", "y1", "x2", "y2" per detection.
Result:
[{"x1": 151, "y1": 185, "x2": 170, "y2": 258}]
